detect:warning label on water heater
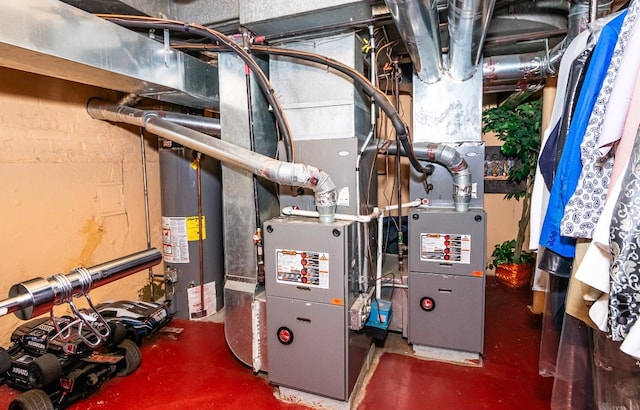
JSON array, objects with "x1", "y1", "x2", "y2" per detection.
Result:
[
  {"x1": 420, "y1": 233, "x2": 471, "y2": 264},
  {"x1": 162, "y1": 217, "x2": 190, "y2": 263},
  {"x1": 275, "y1": 249, "x2": 329, "y2": 289}
]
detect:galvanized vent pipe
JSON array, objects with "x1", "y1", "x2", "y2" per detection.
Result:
[
  {"x1": 153, "y1": 111, "x2": 221, "y2": 135},
  {"x1": 384, "y1": 0, "x2": 443, "y2": 84},
  {"x1": 1, "y1": 248, "x2": 162, "y2": 320},
  {"x1": 483, "y1": 1, "x2": 612, "y2": 85},
  {"x1": 384, "y1": 141, "x2": 472, "y2": 212},
  {"x1": 448, "y1": 0, "x2": 487, "y2": 81},
  {"x1": 87, "y1": 100, "x2": 337, "y2": 223}
]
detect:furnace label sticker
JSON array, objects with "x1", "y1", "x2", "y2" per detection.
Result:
[
  {"x1": 162, "y1": 216, "x2": 190, "y2": 263},
  {"x1": 275, "y1": 249, "x2": 329, "y2": 289},
  {"x1": 419, "y1": 233, "x2": 471, "y2": 264}
]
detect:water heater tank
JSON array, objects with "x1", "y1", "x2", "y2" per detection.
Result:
[{"x1": 159, "y1": 139, "x2": 224, "y2": 318}]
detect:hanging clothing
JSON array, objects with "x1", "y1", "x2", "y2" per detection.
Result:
[
  {"x1": 541, "y1": 5, "x2": 640, "y2": 409},
  {"x1": 597, "y1": 10, "x2": 640, "y2": 159},
  {"x1": 575, "y1": 68, "x2": 640, "y2": 340},
  {"x1": 539, "y1": 48, "x2": 593, "y2": 191},
  {"x1": 538, "y1": 11, "x2": 627, "y2": 260},
  {"x1": 530, "y1": 29, "x2": 592, "y2": 290},
  {"x1": 530, "y1": 29, "x2": 591, "y2": 248},
  {"x1": 561, "y1": 1, "x2": 640, "y2": 239},
  {"x1": 575, "y1": 141, "x2": 630, "y2": 331},
  {"x1": 551, "y1": 48, "x2": 594, "y2": 186},
  {"x1": 608, "y1": 127, "x2": 640, "y2": 343},
  {"x1": 565, "y1": 240, "x2": 597, "y2": 327}
]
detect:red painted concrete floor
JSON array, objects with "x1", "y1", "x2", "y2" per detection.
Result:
[
  {"x1": 0, "y1": 279, "x2": 552, "y2": 409},
  {"x1": 359, "y1": 280, "x2": 554, "y2": 410}
]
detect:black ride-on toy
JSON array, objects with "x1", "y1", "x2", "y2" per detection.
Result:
[
  {"x1": 0, "y1": 314, "x2": 141, "y2": 410},
  {"x1": 96, "y1": 300, "x2": 172, "y2": 345}
]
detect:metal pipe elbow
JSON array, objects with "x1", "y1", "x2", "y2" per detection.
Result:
[
  {"x1": 274, "y1": 162, "x2": 337, "y2": 223},
  {"x1": 425, "y1": 144, "x2": 472, "y2": 212}
]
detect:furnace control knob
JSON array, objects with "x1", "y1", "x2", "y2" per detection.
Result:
[
  {"x1": 277, "y1": 326, "x2": 294, "y2": 345},
  {"x1": 420, "y1": 297, "x2": 436, "y2": 312}
]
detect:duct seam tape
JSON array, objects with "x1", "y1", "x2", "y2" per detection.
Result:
[{"x1": 252, "y1": 300, "x2": 262, "y2": 372}]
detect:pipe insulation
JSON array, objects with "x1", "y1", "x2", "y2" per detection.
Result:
[
  {"x1": 384, "y1": 141, "x2": 472, "y2": 212},
  {"x1": 87, "y1": 100, "x2": 337, "y2": 223},
  {"x1": 0, "y1": 248, "x2": 162, "y2": 320}
]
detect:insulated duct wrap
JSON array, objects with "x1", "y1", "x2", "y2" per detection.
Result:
[{"x1": 86, "y1": 100, "x2": 337, "y2": 223}]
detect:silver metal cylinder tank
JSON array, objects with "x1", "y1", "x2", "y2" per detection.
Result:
[{"x1": 159, "y1": 139, "x2": 224, "y2": 318}]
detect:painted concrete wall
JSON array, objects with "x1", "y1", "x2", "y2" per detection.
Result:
[{"x1": 0, "y1": 68, "x2": 163, "y2": 346}]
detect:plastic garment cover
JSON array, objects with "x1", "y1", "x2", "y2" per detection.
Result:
[
  {"x1": 550, "y1": 314, "x2": 594, "y2": 410},
  {"x1": 592, "y1": 330, "x2": 640, "y2": 409},
  {"x1": 539, "y1": 273, "x2": 570, "y2": 377}
]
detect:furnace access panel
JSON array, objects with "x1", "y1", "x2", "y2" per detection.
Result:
[
  {"x1": 408, "y1": 207, "x2": 486, "y2": 354},
  {"x1": 264, "y1": 216, "x2": 356, "y2": 305},
  {"x1": 263, "y1": 216, "x2": 369, "y2": 401}
]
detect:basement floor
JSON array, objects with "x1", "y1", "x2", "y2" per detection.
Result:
[{"x1": 0, "y1": 279, "x2": 553, "y2": 409}]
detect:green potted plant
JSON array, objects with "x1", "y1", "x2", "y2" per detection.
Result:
[{"x1": 482, "y1": 98, "x2": 542, "y2": 287}]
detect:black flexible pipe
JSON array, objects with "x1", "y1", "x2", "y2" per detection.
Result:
[
  {"x1": 98, "y1": 16, "x2": 427, "y2": 175},
  {"x1": 97, "y1": 15, "x2": 294, "y2": 162},
  {"x1": 250, "y1": 45, "x2": 429, "y2": 176}
]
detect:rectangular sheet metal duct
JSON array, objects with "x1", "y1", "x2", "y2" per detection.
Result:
[
  {"x1": 0, "y1": 0, "x2": 219, "y2": 110},
  {"x1": 240, "y1": 0, "x2": 374, "y2": 40}
]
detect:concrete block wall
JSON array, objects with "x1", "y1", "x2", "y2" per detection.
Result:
[{"x1": 0, "y1": 67, "x2": 163, "y2": 345}]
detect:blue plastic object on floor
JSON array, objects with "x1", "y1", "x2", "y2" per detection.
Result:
[{"x1": 366, "y1": 299, "x2": 392, "y2": 340}]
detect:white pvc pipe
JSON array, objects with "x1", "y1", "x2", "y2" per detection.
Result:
[
  {"x1": 281, "y1": 206, "x2": 381, "y2": 223},
  {"x1": 282, "y1": 199, "x2": 423, "y2": 300}
]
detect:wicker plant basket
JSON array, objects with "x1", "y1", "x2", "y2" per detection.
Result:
[{"x1": 495, "y1": 262, "x2": 533, "y2": 288}]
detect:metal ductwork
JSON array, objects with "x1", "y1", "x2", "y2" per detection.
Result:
[
  {"x1": 1, "y1": 248, "x2": 162, "y2": 320},
  {"x1": 87, "y1": 100, "x2": 338, "y2": 223},
  {"x1": 0, "y1": 0, "x2": 219, "y2": 110},
  {"x1": 384, "y1": 0, "x2": 443, "y2": 84},
  {"x1": 384, "y1": 0, "x2": 495, "y2": 83},
  {"x1": 448, "y1": 0, "x2": 493, "y2": 81},
  {"x1": 483, "y1": 1, "x2": 613, "y2": 86},
  {"x1": 142, "y1": 110, "x2": 221, "y2": 135}
]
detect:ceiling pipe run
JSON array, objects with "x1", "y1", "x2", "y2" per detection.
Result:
[
  {"x1": 146, "y1": 111, "x2": 221, "y2": 135},
  {"x1": 474, "y1": 0, "x2": 497, "y2": 66},
  {"x1": 87, "y1": 100, "x2": 338, "y2": 223},
  {"x1": 483, "y1": 0, "x2": 612, "y2": 85},
  {"x1": 384, "y1": 0, "x2": 443, "y2": 84}
]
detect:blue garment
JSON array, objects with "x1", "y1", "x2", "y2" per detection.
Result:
[{"x1": 539, "y1": 11, "x2": 627, "y2": 258}]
